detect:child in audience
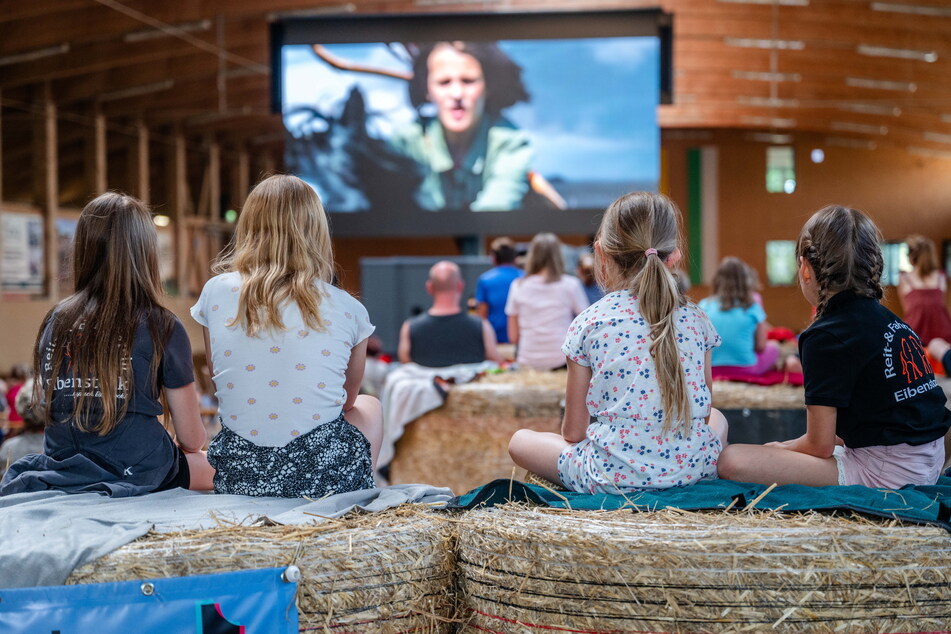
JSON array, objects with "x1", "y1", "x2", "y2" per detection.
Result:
[
  {"x1": 1, "y1": 379, "x2": 44, "y2": 475},
  {"x1": 1, "y1": 192, "x2": 213, "y2": 495},
  {"x1": 4, "y1": 363, "x2": 32, "y2": 435},
  {"x1": 699, "y1": 257, "x2": 779, "y2": 376},
  {"x1": 899, "y1": 234, "x2": 951, "y2": 346},
  {"x1": 508, "y1": 192, "x2": 728, "y2": 493},
  {"x1": 192, "y1": 174, "x2": 381, "y2": 498},
  {"x1": 505, "y1": 233, "x2": 589, "y2": 371},
  {"x1": 718, "y1": 205, "x2": 951, "y2": 488}
]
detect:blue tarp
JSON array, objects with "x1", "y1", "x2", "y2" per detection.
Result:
[{"x1": 451, "y1": 476, "x2": 951, "y2": 532}]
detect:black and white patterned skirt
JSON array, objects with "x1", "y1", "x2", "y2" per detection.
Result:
[{"x1": 207, "y1": 414, "x2": 374, "y2": 498}]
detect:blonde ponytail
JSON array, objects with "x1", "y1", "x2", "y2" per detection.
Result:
[{"x1": 599, "y1": 192, "x2": 693, "y2": 435}]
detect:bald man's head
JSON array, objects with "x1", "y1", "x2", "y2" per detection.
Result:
[{"x1": 427, "y1": 261, "x2": 463, "y2": 294}]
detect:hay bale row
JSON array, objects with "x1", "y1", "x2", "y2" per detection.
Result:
[
  {"x1": 390, "y1": 378, "x2": 564, "y2": 494},
  {"x1": 67, "y1": 508, "x2": 455, "y2": 633},
  {"x1": 456, "y1": 506, "x2": 951, "y2": 633}
]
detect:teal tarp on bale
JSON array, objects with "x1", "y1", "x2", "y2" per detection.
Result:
[{"x1": 451, "y1": 476, "x2": 951, "y2": 532}]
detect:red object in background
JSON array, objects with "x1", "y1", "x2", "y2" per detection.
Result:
[
  {"x1": 767, "y1": 327, "x2": 797, "y2": 342},
  {"x1": 711, "y1": 368, "x2": 804, "y2": 386},
  {"x1": 378, "y1": 354, "x2": 393, "y2": 364}
]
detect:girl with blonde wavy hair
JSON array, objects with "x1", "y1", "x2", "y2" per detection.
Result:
[
  {"x1": 192, "y1": 174, "x2": 382, "y2": 497},
  {"x1": 508, "y1": 192, "x2": 728, "y2": 493}
]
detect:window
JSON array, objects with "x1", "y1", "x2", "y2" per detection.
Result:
[
  {"x1": 880, "y1": 241, "x2": 909, "y2": 287},
  {"x1": 765, "y1": 240, "x2": 798, "y2": 286},
  {"x1": 766, "y1": 146, "x2": 796, "y2": 194}
]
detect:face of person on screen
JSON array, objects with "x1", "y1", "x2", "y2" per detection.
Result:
[{"x1": 426, "y1": 43, "x2": 486, "y2": 140}]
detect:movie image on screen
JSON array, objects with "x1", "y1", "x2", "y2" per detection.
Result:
[{"x1": 281, "y1": 36, "x2": 660, "y2": 217}]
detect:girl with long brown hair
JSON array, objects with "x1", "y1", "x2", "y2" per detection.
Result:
[
  {"x1": 508, "y1": 193, "x2": 728, "y2": 493},
  {"x1": 1, "y1": 193, "x2": 213, "y2": 495},
  {"x1": 192, "y1": 174, "x2": 381, "y2": 497}
]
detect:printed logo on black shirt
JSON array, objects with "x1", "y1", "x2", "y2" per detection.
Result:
[{"x1": 883, "y1": 320, "x2": 935, "y2": 402}]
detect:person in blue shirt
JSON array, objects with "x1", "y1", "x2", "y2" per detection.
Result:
[
  {"x1": 698, "y1": 257, "x2": 779, "y2": 376},
  {"x1": 476, "y1": 237, "x2": 524, "y2": 344}
]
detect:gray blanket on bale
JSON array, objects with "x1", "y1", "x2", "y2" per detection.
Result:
[{"x1": 0, "y1": 484, "x2": 452, "y2": 589}]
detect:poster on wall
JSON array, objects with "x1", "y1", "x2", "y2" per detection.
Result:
[{"x1": 2, "y1": 212, "x2": 44, "y2": 294}]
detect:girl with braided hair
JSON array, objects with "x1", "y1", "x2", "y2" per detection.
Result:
[
  {"x1": 508, "y1": 192, "x2": 728, "y2": 493},
  {"x1": 719, "y1": 205, "x2": 951, "y2": 488}
]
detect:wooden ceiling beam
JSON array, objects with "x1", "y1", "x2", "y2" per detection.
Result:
[
  {"x1": 0, "y1": 19, "x2": 267, "y2": 89},
  {"x1": 50, "y1": 42, "x2": 267, "y2": 105}
]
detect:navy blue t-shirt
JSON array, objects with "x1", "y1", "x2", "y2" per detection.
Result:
[
  {"x1": 799, "y1": 291, "x2": 951, "y2": 448},
  {"x1": 40, "y1": 314, "x2": 194, "y2": 490}
]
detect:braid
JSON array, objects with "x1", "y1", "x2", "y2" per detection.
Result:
[{"x1": 799, "y1": 205, "x2": 884, "y2": 318}]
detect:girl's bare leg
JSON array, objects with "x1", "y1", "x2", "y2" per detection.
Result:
[
  {"x1": 717, "y1": 443, "x2": 838, "y2": 486},
  {"x1": 345, "y1": 394, "x2": 384, "y2": 469},
  {"x1": 509, "y1": 429, "x2": 571, "y2": 486},
  {"x1": 185, "y1": 450, "x2": 216, "y2": 491}
]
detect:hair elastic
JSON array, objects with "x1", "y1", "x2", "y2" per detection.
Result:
[{"x1": 644, "y1": 248, "x2": 658, "y2": 257}]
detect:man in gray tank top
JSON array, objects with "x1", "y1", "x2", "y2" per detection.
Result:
[{"x1": 398, "y1": 261, "x2": 500, "y2": 367}]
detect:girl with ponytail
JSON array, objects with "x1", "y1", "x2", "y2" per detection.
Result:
[{"x1": 508, "y1": 192, "x2": 727, "y2": 493}]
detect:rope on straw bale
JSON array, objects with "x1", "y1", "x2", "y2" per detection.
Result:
[
  {"x1": 456, "y1": 505, "x2": 951, "y2": 633},
  {"x1": 67, "y1": 507, "x2": 456, "y2": 633}
]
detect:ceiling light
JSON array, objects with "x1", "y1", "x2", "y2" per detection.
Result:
[
  {"x1": 124, "y1": 19, "x2": 211, "y2": 43},
  {"x1": 871, "y1": 2, "x2": 951, "y2": 17},
  {"x1": 98, "y1": 80, "x2": 174, "y2": 102},
  {"x1": 719, "y1": 0, "x2": 808, "y2": 4},
  {"x1": 924, "y1": 131, "x2": 951, "y2": 145},
  {"x1": 0, "y1": 43, "x2": 69, "y2": 67},
  {"x1": 268, "y1": 4, "x2": 356, "y2": 19},
  {"x1": 908, "y1": 146, "x2": 951, "y2": 160},
  {"x1": 830, "y1": 121, "x2": 888, "y2": 135},
  {"x1": 826, "y1": 137, "x2": 877, "y2": 150},
  {"x1": 845, "y1": 77, "x2": 917, "y2": 92},
  {"x1": 725, "y1": 38, "x2": 805, "y2": 50},
  {"x1": 838, "y1": 103, "x2": 902, "y2": 117},
  {"x1": 746, "y1": 132, "x2": 794, "y2": 144},
  {"x1": 858, "y1": 44, "x2": 937, "y2": 62},
  {"x1": 732, "y1": 70, "x2": 802, "y2": 82},
  {"x1": 737, "y1": 96, "x2": 801, "y2": 107},
  {"x1": 740, "y1": 115, "x2": 796, "y2": 127}
]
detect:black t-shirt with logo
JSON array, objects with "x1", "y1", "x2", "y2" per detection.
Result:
[
  {"x1": 799, "y1": 291, "x2": 951, "y2": 448},
  {"x1": 40, "y1": 314, "x2": 194, "y2": 489}
]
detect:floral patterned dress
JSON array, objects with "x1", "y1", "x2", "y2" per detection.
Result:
[{"x1": 558, "y1": 291, "x2": 723, "y2": 494}]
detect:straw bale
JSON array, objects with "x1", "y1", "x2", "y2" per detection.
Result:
[
  {"x1": 456, "y1": 505, "x2": 951, "y2": 633},
  {"x1": 389, "y1": 370, "x2": 565, "y2": 494},
  {"x1": 67, "y1": 508, "x2": 456, "y2": 633},
  {"x1": 711, "y1": 380, "x2": 805, "y2": 410}
]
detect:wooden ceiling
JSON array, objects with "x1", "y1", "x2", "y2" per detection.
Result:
[{"x1": 1, "y1": 0, "x2": 950, "y2": 211}]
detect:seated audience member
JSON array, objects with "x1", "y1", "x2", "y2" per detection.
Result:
[
  {"x1": 399, "y1": 261, "x2": 501, "y2": 367},
  {"x1": 193, "y1": 174, "x2": 380, "y2": 498},
  {"x1": 4, "y1": 363, "x2": 31, "y2": 435},
  {"x1": 699, "y1": 257, "x2": 779, "y2": 376},
  {"x1": 506, "y1": 233, "x2": 589, "y2": 371},
  {"x1": 0, "y1": 379, "x2": 44, "y2": 474},
  {"x1": 899, "y1": 235, "x2": 951, "y2": 346},
  {"x1": 475, "y1": 237, "x2": 524, "y2": 344},
  {"x1": 2, "y1": 192, "x2": 212, "y2": 497},
  {"x1": 576, "y1": 253, "x2": 604, "y2": 305},
  {"x1": 719, "y1": 205, "x2": 951, "y2": 488}
]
